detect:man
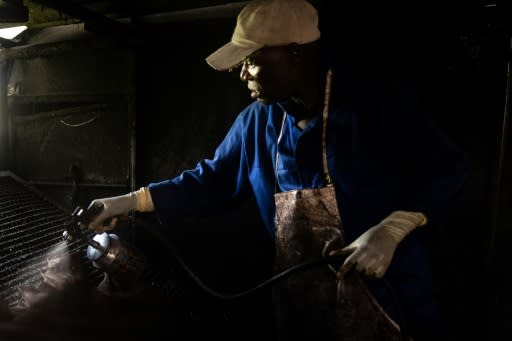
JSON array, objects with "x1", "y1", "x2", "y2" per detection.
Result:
[{"x1": 86, "y1": 0, "x2": 467, "y2": 340}]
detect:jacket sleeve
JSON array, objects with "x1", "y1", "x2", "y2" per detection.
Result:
[{"x1": 147, "y1": 112, "x2": 251, "y2": 226}]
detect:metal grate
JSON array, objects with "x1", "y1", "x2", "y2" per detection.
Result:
[{"x1": 0, "y1": 171, "x2": 103, "y2": 307}]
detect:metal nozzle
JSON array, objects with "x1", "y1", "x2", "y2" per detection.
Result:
[{"x1": 62, "y1": 230, "x2": 73, "y2": 241}]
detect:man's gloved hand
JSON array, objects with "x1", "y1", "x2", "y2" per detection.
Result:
[
  {"x1": 329, "y1": 210, "x2": 427, "y2": 279},
  {"x1": 87, "y1": 187, "x2": 154, "y2": 233}
]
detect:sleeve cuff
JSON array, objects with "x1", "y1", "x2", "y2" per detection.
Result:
[{"x1": 134, "y1": 187, "x2": 155, "y2": 212}]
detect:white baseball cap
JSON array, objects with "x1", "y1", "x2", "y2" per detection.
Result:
[{"x1": 206, "y1": 0, "x2": 320, "y2": 71}]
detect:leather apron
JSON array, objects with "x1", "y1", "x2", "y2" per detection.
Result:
[{"x1": 273, "y1": 69, "x2": 403, "y2": 340}]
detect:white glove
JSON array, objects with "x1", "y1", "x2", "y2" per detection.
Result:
[
  {"x1": 87, "y1": 187, "x2": 154, "y2": 233},
  {"x1": 329, "y1": 210, "x2": 427, "y2": 279}
]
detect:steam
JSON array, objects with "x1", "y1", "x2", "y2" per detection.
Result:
[{"x1": 7, "y1": 240, "x2": 84, "y2": 314}]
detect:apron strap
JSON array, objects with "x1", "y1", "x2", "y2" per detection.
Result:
[{"x1": 322, "y1": 68, "x2": 333, "y2": 186}]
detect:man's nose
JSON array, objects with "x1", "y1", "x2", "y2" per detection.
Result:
[{"x1": 240, "y1": 63, "x2": 251, "y2": 81}]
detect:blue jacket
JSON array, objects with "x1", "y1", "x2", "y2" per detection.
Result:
[{"x1": 148, "y1": 66, "x2": 467, "y2": 335}]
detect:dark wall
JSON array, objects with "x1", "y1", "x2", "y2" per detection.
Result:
[
  {"x1": 136, "y1": 19, "x2": 250, "y2": 182},
  {"x1": 2, "y1": 39, "x2": 136, "y2": 211}
]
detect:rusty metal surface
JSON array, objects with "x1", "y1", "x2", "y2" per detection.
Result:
[{"x1": 0, "y1": 171, "x2": 102, "y2": 308}]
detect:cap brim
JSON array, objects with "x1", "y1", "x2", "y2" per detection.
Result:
[{"x1": 206, "y1": 41, "x2": 262, "y2": 71}]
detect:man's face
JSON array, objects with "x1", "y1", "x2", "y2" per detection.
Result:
[{"x1": 239, "y1": 46, "x2": 297, "y2": 104}]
